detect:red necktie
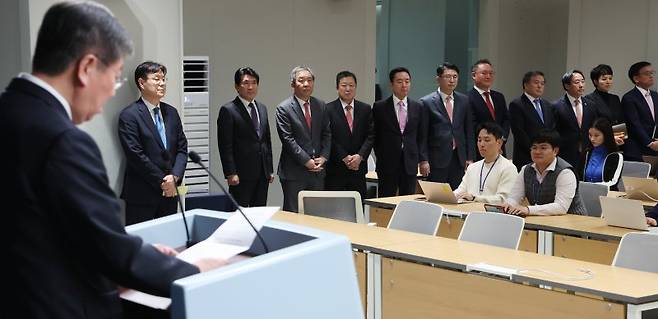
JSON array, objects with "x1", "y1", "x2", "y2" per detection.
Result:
[
  {"x1": 345, "y1": 104, "x2": 353, "y2": 132},
  {"x1": 483, "y1": 91, "x2": 496, "y2": 120},
  {"x1": 303, "y1": 102, "x2": 312, "y2": 129}
]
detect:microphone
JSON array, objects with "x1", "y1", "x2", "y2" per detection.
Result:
[
  {"x1": 188, "y1": 151, "x2": 270, "y2": 253},
  {"x1": 162, "y1": 151, "x2": 192, "y2": 248}
]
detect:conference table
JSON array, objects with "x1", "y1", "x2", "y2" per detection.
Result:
[
  {"x1": 364, "y1": 194, "x2": 657, "y2": 265},
  {"x1": 273, "y1": 211, "x2": 658, "y2": 319}
]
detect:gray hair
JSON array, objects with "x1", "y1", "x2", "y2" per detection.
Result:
[
  {"x1": 32, "y1": 1, "x2": 133, "y2": 75},
  {"x1": 290, "y1": 66, "x2": 315, "y2": 83}
]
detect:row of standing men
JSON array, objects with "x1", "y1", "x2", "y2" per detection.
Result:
[{"x1": 214, "y1": 60, "x2": 658, "y2": 213}]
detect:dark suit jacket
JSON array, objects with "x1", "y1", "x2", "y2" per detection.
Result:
[
  {"x1": 553, "y1": 94, "x2": 596, "y2": 169},
  {"x1": 326, "y1": 98, "x2": 374, "y2": 176},
  {"x1": 420, "y1": 91, "x2": 473, "y2": 169},
  {"x1": 217, "y1": 97, "x2": 273, "y2": 180},
  {"x1": 276, "y1": 96, "x2": 331, "y2": 180},
  {"x1": 621, "y1": 87, "x2": 658, "y2": 158},
  {"x1": 118, "y1": 99, "x2": 187, "y2": 205},
  {"x1": 467, "y1": 87, "x2": 510, "y2": 138},
  {"x1": 509, "y1": 94, "x2": 556, "y2": 169},
  {"x1": 1, "y1": 78, "x2": 198, "y2": 319},
  {"x1": 586, "y1": 89, "x2": 624, "y2": 125},
  {"x1": 373, "y1": 96, "x2": 428, "y2": 176}
]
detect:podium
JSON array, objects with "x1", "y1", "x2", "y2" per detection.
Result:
[{"x1": 126, "y1": 209, "x2": 363, "y2": 319}]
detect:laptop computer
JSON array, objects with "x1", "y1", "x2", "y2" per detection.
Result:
[
  {"x1": 418, "y1": 180, "x2": 464, "y2": 204},
  {"x1": 600, "y1": 196, "x2": 648, "y2": 230},
  {"x1": 622, "y1": 176, "x2": 658, "y2": 202}
]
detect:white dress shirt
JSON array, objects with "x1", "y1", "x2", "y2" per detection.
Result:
[
  {"x1": 392, "y1": 95, "x2": 408, "y2": 123},
  {"x1": 141, "y1": 97, "x2": 164, "y2": 126},
  {"x1": 507, "y1": 157, "x2": 577, "y2": 215},
  {"x1": 239, "y1": 95, "x2": 260, "y2": 126},
  {"x1": 295, "y1": 95, "x2": 311, "y2": 118},
  {"x1": 19, "y1": 72, "x2": 72, "y2": 120}
]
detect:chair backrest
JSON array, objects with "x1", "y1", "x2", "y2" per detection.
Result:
[
  {"x1": 184, "y1": 193, "x2": 236, "y2": 212},
  {"x1": 578, "y1": 181, "x2": 609, "y2": 217},
  {"x1": 298, "y1": 191, "x2": 365, "y2": 224},
  {"x1": 612, "y1": 232, "x2": 658, "y2": 274},
  {"x1": 387, "y1": 200, "x2": 443, "y2": 235},
  {"x1": 618, "y1": 161, "x2": 651, "y2": 191},
  {"x1": 458, "y1": 212, "x2": 525, "y2": 249}
]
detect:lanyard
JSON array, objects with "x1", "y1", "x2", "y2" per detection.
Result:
[{"x1": 479, "y1": 155, "x2": 500, "y2": 194}]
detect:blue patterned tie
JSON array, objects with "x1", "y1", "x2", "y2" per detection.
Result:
[
  {"x1": 533, "y1": 99, "x2": 544, "y2": 124},
  {"x1": 153, "y1": 107, "x2": 167, "y2": 149}
]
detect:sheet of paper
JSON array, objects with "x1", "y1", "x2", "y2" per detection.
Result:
[
  {"x1": 176, "y1": 206, "x2": 278, "y2": 263},
  {"x1": 120, "y1": 289, "x2": 171, "y2": 309}
]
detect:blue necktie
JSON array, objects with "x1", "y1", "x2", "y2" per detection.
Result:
[
  {"x1": 533, "y1": 99, "x2": 544, "y2": 124},
  {"x1": 153, "y1": 107, "x2": 167, "y2": 149}
]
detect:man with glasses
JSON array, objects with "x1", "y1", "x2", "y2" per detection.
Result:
[
  {"x1": 553, "y1": 70, "x2": 596, "y2": 172},
  {"x1": 119, "y1": 61, "x2": 188, "y2": 225},
  {"x1": 420, "y1": 62, "x2": 474, "y2": 189},
  {"x1": 217, "y1": 67, "x2": 273, "y2": 207},
  {"x1": 468, "y1": 59, "x2": 510, "y2": 159},
  {"x1": 622, "y1": 61, "x2": 658, "y2": 160},
  {"x1": 1, "y1": 3, "x2": 223, "y2": 318}
]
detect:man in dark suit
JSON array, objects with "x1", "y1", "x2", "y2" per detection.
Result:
[
  {"x1": 119, "y1": 62, "x2": 188, "y2": 225},
  {"x1": 420, "y1": 63, "x2": 474, "y2": 189},
  {"x1": 553, "y1": 70, "x2": 596, "y2": 171},
  {"x1": 217, "y1": 67, "x2": 273, "y2": 207},
  {"x1": 468, "y1": 59, "x2": 510, "y2": 158},
  {"x1": 373, "y1": 67, "x2": 428, "y2": 197},
  {"x1": 622, "y1": 61, "x2": 658, "y2": 161},
  {"x1": 509, "y1": 71, "x2": 556, "y2": 170},
  {"x1": 276, "y1": 66, "x2": 331, "y2": 212},
  {"x1": 1, "y1": 3, "x2": 223, "y2": 318},
  {"x1": 326, "y1": 71, "x2": 374, "y2": 200}
]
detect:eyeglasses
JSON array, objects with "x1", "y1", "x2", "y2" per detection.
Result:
[
  {"x1": 441, "y1": 74, "x2": 459, "y2": 80},
  {"x1": 114, "y1": 77, "x2": 128, "y2": 90}
]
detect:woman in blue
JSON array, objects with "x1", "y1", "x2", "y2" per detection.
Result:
[{"x1": 581, "y1": 117, "x2": 623, "y2": 188}]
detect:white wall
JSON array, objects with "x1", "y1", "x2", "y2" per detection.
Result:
[
  {"x1": 183, "y1": 0, "x2": 377, "y2": 207},
  {"x1": 0, "y1": 0, "x2": 30, "y2": 90}
]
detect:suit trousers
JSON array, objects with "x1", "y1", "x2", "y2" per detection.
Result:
[
  {"x1": 428, "y1": 149, "x2": 464, "y2": 190},
  {"x1": 125, "y1": 196, "x2": 178, "y2": 225},
  {"x1": 325, "y1": 172, "x2": 367, "y2": 202},
  {"x1": 281, "y1": 175, "x2": 324, "y2": 212},
  {"x1": 229, "y1": 166, "x2": 269, "y2": 207},
  {"x1": 377, "y1": 154, "x2": 417, "y2": 197}
]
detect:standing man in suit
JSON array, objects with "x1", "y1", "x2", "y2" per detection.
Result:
[
  {"x1": 553, "y1": 70, "x2": 596, "y2": 171},
  {"x1": 326, "y1": 71, "x2": 374, "y2": 200},
  {"x1": 1, "y1": 2, "x2": 223, "y2": 318},
  {"x1": 217, "y1": 67, "x2": 273, "y2": 207},
  {"x1": 509, "y1": 71, "x2": 556, "y2": 170},
  {"x1": 276, "y1": 66, "x2": 331, "y2": 212},
  {"x1": 468, "y1": 59, "x2": 510, "y2": 158},
  {"x1": 118, "y1": 61, "x2": 188, "y2": 225},
  {"x1": 622, "y1": 61, "x2": 658, "y2": 161},
  {"x1": 373, "y1": 67, "x2": 428, "y2": 197},
  {"x1": 420, "y1": 63, "x2": 474, "y2": 189}
]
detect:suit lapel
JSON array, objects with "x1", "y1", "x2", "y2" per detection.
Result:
[
  {"x1": 256, "y1": 101, "x2": 268, "y2": 139},
  {"x1": 137, "y1": 99, "x2": 165, "y2": 150},
  {"x1": 562, "y1": 95, "x2": 579, "y2": 128},
  {"x1": 385, "y1": 97, "x2": 401, "y2": 135},
  {"x1": 522, "y1": 95, "x2": 543, "y2": 124},
  {"x1": 234, "y1": 97, "x2": 259, "y2": 138},
  {"x1": 334, "y1": 100, "x2": 352, "y2": 135},
  {"x1": 291, "y1": 97, "x2": 311, "y2": 135},
  {"x1": 433, "y1": 93, "x2": 450, "y2": 121}
]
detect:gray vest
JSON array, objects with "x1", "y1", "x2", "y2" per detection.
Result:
[{"x1": 523, "y1": 157, "x2": 586, "y2": 215}]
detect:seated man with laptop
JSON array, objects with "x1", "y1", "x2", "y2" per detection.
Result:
[
  {"x1": 502, "y1": 129, "x2": 587, "y2": 216},
  {"x1": 452, "y1": 122, "x2": 518, "y2": 203}
]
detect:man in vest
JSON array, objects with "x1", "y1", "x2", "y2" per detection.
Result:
[{"x1": 503, "y1": 129, "x2": 586, "y2": 216}]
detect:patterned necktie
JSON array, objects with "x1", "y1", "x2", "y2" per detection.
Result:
[
  {"x1": 248, "y1": 102, "x2": 260, "y2": 137},
  {"x1": 153, "y1": 107, "x2": 167, "y2": 149},
  {"x1": 645, "y1": 91, "x2": 655, "y2": 121},
  {"x1": 483, "y1": 91, "x2": 496, "y2": 120},
  {"x1": 345, "y1": 104, "x2": 353, "y2": 132},
  {"x1": 533, "y1": 99, "x2": 544, "y2": 124},
  {"x1": 398, "y1": 100, "x2": 406, "y2": 133},
  {"x1": 303, "y1": 102, "x2": 312, "y2": 129},
  {"x1": 574, "y1": 98, "x2": 583, "y2": 128}
]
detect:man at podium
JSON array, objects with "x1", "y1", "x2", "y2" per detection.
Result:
[{"x1": 0, "y1": 2, "x2": 225, "y2": 319}]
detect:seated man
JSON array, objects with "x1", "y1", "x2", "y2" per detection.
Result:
[
  {"x1": 504, "y1": 129, "x2": 586, "y2": 216},
  {"x1": 454, "y1": 122, "x2": 518, "y2": 203}
]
